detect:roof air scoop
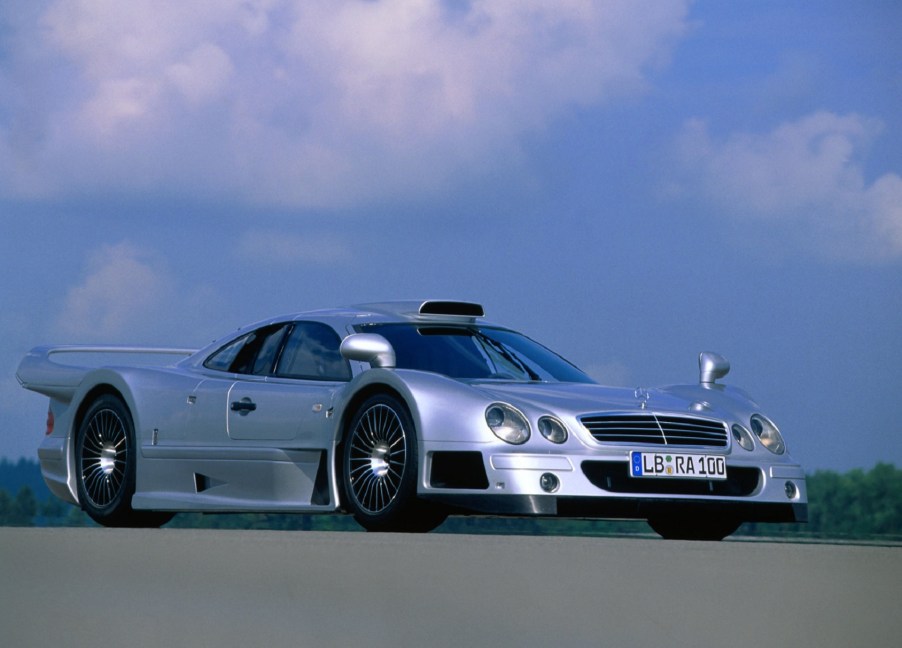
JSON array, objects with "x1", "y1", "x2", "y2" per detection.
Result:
[
  {"x1": 418, "y1": 301, "x2": 485, "y2": 318},
  {"x1": 699, "y1": 351, "x2": 730, "y2": 385}
]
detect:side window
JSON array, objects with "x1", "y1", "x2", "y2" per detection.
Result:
[
  {"x1": 204, "y1": 333, "x2": 250, "y2": 372},
  {"x1": 275, "y1": 322, "x2": 351, "y2": 381},
  {"x1": 203, "y1": 324, "x2": 289, "y2": 375}
]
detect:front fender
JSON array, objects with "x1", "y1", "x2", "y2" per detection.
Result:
[{"x1": 335, "y1": 369, "x2": 496, "y2": 444}]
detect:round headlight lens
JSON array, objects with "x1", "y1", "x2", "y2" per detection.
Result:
[
  {"x1": 485, "y1": 404, "x2": 530, "y2": 445},
  {"x1": 731, "y1": 424, "x2": 755, "y2": 451},
  {"x1": 750, "y1": 414, "x2": 785, "y2": 455},
  {"x1": 538, "y1": 416, "x2": 568, "y2": 444}
]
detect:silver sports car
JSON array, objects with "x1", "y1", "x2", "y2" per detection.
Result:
[{"x1": 17, "y1": 300, "x2": 807, "y2": 540}]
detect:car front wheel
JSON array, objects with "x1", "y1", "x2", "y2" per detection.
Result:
[{"x1": 342, "y1": 394, "x2": 446, "y2": 532}]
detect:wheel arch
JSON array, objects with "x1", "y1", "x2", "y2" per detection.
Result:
[
  {"x1": 69, "y1": 367, "x2": 147, "y2": 445},
  {"x1": 334, "y1": 382, "x2": 448, "y2": 531},
  {"x1": 336, "y1": 383, "x2": 413, "y2": 441},
  {"x1": 68, "y1": 381, "x2": 137, "y2": 503},
  {"x1": 333, "y1": 381, "x2": 417, "y2": 510},
  {"x1": 73, "y1": 383, "x2": 130, "y2": 435},
  {"x1": 70, "y1": 382, "x2": 175, "y2": 527}
]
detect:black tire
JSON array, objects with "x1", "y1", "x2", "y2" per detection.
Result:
[
  {"x1": 75, "y1": 394, "x2": 174, "y2": 528},
  {"x1": 647, "y1": 514, "x2": 741, "y2": 541},
  {"x1": 342, "y1": 394, "x2": 446, "y2": 532}
]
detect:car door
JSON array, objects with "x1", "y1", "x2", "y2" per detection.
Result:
[
  {"x1": 226, "y1": 321, "x2": 351, "y2": 445},
  {"x1": 190, "y1": 321, "x2": 290, "y2": 442},
  {"x1": 227, "y1": 379, "x2": 335, "y2": 442}
]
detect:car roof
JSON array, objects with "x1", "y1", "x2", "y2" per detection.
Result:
[
  {"x1": 188, "y1": 300, "x2": 495, "y2": 364},
  {"x1": 288, "y1": 300, "x2": 488, "y2": 325}
]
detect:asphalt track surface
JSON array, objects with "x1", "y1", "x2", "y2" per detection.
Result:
[{"x1": 2, "y1": 527, "x2": 899, "y2": 648}]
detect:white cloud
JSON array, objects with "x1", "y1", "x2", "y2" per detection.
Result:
[
  {"x1": 0, "y1": 0, "x2": 689, "y2": 207},
  {"x1": 54, "y1": 241, "x2": 224, "y2": 344},
  {"x1": 674, "y1": 112, "x2": 902, "y2": 260},
  {"x1": 165, "y1": 43, "x2": 234, "y2": 106},
  {"x1": 867, "y1": 174, "x2": 902, "y2": 256},
  {"x1": 56, "y1": 242, "x2": 170, "y2": 341}
]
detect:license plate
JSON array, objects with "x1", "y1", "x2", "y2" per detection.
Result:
[{"x1": 630, "y1": 452, "x2": 727, "y2": 480}]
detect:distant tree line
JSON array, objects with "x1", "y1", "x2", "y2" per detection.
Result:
[
  {"x1": 742, "y1": 462, "x2": 902, "y2": 540},
  {"x1": 1, "y1": 459, "x2": 899, "y2": 540}
]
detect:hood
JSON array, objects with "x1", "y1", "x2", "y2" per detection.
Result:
[{"x1": 467, "y1": 381, "x2": 707, "y2": 418}]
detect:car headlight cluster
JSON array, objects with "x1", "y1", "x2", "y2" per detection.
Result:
[
  {"x1": 485, "y1": 406, "x2": 571, "y2": 445},
  {"x1": 486, "y1": 404, "x2": 530, "y2": 445},
  {"x1": 538, "y1": 416, "x2": 568, "y2": 444},
  {"x1": 731, "y1": 424, "x2": 755, "y2": 451},
  {"x1": 750, "y1": 414, "x2": 785, "y2": 454}
]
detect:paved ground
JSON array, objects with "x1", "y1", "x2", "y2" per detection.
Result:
[{"x1": 1, "y1": 527, "x2": 900, "y2": 647}]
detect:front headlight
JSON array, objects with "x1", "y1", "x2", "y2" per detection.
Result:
[
  {"x1": 750, "y1": 414, "x2": 785, "y2": 454},
  {"x1": 731, "y1": 424, "x2": 755, "y2": 451},
  {"x1": 538, "y1": 416, "x2": 568, "y2": 444},
  {"x1": 486, "y1": 403, "x2": 530, "y2": 445}
]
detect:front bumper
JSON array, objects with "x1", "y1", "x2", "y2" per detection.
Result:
[
  {"x1": 425, "y1": 493, "x2": 806, "y2": 523},
  {"x1": 421, "y1": 448, "x2": 808, "y2": 524}
]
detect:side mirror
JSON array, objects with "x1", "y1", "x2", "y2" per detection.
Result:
[
  {"x1": 340, "y1": 334, "x2": 396, "y2": 369},
  {"x1": 699, "y1": 351, "x2": 730, "y2": 385}
]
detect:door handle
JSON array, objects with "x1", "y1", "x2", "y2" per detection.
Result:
[{"x1": 230, "y1": 399, "x2": 257, "y2": 413}]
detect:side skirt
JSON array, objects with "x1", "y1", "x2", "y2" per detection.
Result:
[{"x1": 133, "y1": 445, "x2": 339, "y2": 512}]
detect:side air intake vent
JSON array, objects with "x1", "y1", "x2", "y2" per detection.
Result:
[{"x1": 418, "y1": 301, "x2": 485, "y2": 318}]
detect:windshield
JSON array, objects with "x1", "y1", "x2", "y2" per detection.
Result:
[{"x1": 357, "y1": 324, "x2": 594, "y2": 383}]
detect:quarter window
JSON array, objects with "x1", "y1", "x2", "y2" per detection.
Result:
[
  {"x1": 203, "y1": 334, "x2": 249, "y2": 372},
  {"x1": 203, "y1": 323, "x2": 290, "y2": 375}
]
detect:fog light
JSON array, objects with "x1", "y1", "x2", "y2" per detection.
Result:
[
  {"x1": 785, "y1": 481, "x2": 798, "y2": 499},
  {"x1": 540, "y1": 473, "x2": 560, "y2": 493}
]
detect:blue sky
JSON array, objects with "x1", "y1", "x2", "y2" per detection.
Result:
[{"x1": 1, "y1": 0, "x2": 900, "y2": 471}]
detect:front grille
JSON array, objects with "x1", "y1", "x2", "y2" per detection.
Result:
[{"x1": 580, "y1": 413, "x2": 728, "y2": 448}]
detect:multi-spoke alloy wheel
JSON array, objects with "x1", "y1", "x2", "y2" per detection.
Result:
[
  {"x1": 342, "y1": 394, "x2": 447, "y2": 532},
  {"x1": 80, "y1": 406, "x2": 128, "y2": 509},
  {"x1": 75, "y1": 394, "x2": 174, "y2": 528},
  {"x1": 347, "y1": 401, "x2": 408, "y2": 514}
]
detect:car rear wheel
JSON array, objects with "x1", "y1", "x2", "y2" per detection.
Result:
[
  {"x1": 647, "y1": 514, "x2": 741, "y2": 541},
  {"x1": 76, "y1": 394, "x2": 174, "y2": 528},
  {"x1": 342, "y1": 394, "x2": 446, "y2": 532}
]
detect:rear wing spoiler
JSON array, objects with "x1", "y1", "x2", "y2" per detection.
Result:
[{"x1": 16, "y1": 345, "x2": 197, "y2": 401}]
